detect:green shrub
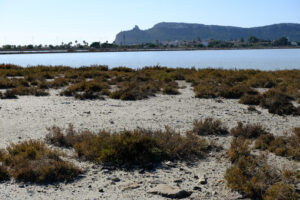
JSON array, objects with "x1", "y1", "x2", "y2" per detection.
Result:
[
  {"x1": 260, "y1": 89, "x2": 298, "y2": 116},
  {"x1": 162, "y1": 86, "x2": 180, "y2": 95},
  {"x1": 192, "y1": 117, "x2": 228, "y2": 136},
  {"x1": 61, "y1": 80, "x2": 109, "y2": 100},
  {"x1": 49, "y1": 77, "x2": 69, "y2": 89},
  {"x1": 9, "y1": 86, "x2": 49, "y2": 96},
  {"x1": 46, "y1": 126, "x2": 210, "y2": 167},
  {"x1": 109, "y1": 80, "x2": 161, "y2": 101},
  {"x1": 225, "y1": 137, "x2": 298, "y2": 200},
  {"x1": 0, "y1": 165, "x2": 10, "y2": 182},
  {"x1": 1, "y1": 140, "x2": 82, "y2": 183},
  {"x1": 239, "y1": 94, "x2": 261, "y2": 105},
  {"x1": 231, "y1": 122, "x2": 268, "y2": 139},
  {"x1": 227, "y1": 137, "x2": 251, "y2": 163},
  {"x1": 218, "y1": 84, "x2": 256, "y2": 99},
  {"x1": 0, "y1": 78, "x2": 16, "y2": 89},
  {"x1": 194, "y1": 84, "x2": 217, "y2": 98},
  {"x1": 1, "y1": 90, "x2": 18, "y2": 99},
  {"x1": 255, "y1": 128, "x2": 300, "y2": 160},
  {"x1": 264, "y1": 182, "x2": 298, "y2": 200}
]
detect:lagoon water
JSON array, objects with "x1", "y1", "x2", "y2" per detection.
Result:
[{"x1": 0, "y1": 49, "x2": 300, "y2": 70}]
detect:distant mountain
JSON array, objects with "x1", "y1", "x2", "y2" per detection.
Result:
[{"x1": 114, "y1": 22, "x2": 300, "y2": 45}]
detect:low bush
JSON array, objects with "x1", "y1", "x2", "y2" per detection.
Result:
[
  {"x1": 192, "y1": 117, "x2": 228, "y2": 136},
  {"x1": 1, "y1": 90, "x2": 18, "y2": 99},
  {"x1": 247, "y1": 73, "x2": 277, "y2": 88},
  {"x1": 61, "y1": 80, "x2": 110, "y2": 100},
  {"x1": 1, "y1": 65, "x2": 300, "y2": 104},
  {"x1": 225, "y1": 137, "x2": 298, "y2": 200},
  {"x1": 227, "y1": 137, "x2": 251, "y2": 163},
  {"x1": 109, "y1": 80, "x2": 161, "y2": 101},
  {"x1": 0, "y1": 140, "x2": 82, "y2": 183},
  {"x1": 218, "y1": 84, "x2": 256, "y2": 99},
  {"x1": 194, "y1": 84, "x2": 217, "y2": 98},
  {"x1": 0, "y1": 78, "x2": 16, "y2": 89},
  {"x1": 46, "y1": 125, "x2": 210, "y2": 167},
  {"x1": 162, "y1": 86, "x2": 180, "y2": 95},
  {"x1": 231, "y1": 122, "x2": 268, "y2": 139},
  {"x1": 260, "y1": 89, "x2": 299, "y2": 116},
  {"x1": 45, "y1": 125, "x2": 75, "y2": 148},
  {"x1": 9, "y1": 86, "x2": 49, "y2": 96},
  {"x1": 255, "y1": 128, "x2": 300, "y2": 160},
  {"x1": 264, "y1": 182, "x2": 299, "y2": 200},
  {"x1": 0, "y1": 165, "x2": 10, "y2": 182},
  {"x1": 239, "y1": 94, "x2": 261, "y2": 105},
  {"x1": 49, "y1": 77, "x2": 69, "y2": 89}
]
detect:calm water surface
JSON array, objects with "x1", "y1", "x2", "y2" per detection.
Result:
[{"x1": 0, "y1": 49, "x2": 300, "y2": 70}]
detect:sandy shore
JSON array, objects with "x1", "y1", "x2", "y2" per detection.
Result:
[{"x1": 0, "y1": 81, "x2": 299, "y2": 199}]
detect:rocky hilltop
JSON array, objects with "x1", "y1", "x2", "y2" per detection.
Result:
[{"x1": 114, "y1": 22, "x2": 300, "y2": 45}]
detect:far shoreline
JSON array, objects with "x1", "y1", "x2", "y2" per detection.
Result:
[{"x1": 0, "y1": 46, "x2": 300, "y2": 55}]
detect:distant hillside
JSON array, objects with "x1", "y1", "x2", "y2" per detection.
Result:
[{"x1": 114, "y1": 23, "x2": 300, "y2": 45}]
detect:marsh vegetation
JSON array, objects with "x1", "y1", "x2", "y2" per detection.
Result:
[{"x1": 1, "y1": 64, "x2": 299, "y2": 116}]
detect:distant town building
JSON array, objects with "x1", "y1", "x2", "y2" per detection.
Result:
[{"x1": 291, "y1": 41, "x2": 298, "y2": 46}]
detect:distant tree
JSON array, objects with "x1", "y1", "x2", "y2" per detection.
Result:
[
  {"x1": 147, "y1": 43, "x2": 157, "y2": 48},
  {"x1": 67, "y1": 42, "x2": 73, "y2": 48},
  {"x1": 240, "y1": 38, "x2": 244, "y2": 42},
  {"x1": 2, "y1": 45, "x2": 12, "y2": 49},
  {"x1": 101, "y1": 42, "x2": 116, "y2": 48},
  {"x1": 90, "y1": 42, "x2": 101, "y2": 48},
  {"x1": 26, "y1": 45, "x2": 34, "y2": 49},
  {"x1": 248, "y1": 36, "x2": 259, "y2": 43},
  {"x1": 272, "y1": 37, "x2": 289, "y2": 46}
]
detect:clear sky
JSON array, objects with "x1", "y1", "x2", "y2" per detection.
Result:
[{"x1": 1, "y1": 0, "x2": 300, "y2": 45}]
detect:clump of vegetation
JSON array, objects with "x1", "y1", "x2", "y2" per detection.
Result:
[
  {"x1": 239, "y1": 94, "x2": 261, "y2": 105},
  {"x1": 0, "y1": 140, "x2": 82, "y2": 183},
  {"x1": 109, "y1": 78, "x2": 162, "y2": 100},
  {"x1": 225, "y1": 137, "x2": 299, "y2": 200},
  {"x1": 0, "y1": 165, "x2": 10, "y2": 182},
  {"x1": 162, "y1": 81, "x2": 180, "y2": 95},
  {"x1": 194, "y1": 83, "x2": 217, "y2": 98},
  {"x1": 227, "y1": 137, "x2": 251, "y2": 163},
  {"x1": 194, "y1": 80, "x2": 256, "y2": 99},
  {"x1": 247, "y1": 73, "x2": 277, "y2": 88},
  {"x1": 61, "y1": 80, "x2": 110, "y2": 100},
  {"x1": 191, "y1": 117, "x2": 228, "y2": 136},
  {"x1": 1, "y1": 90, "x2": 18, "y2": 99},
  {"x1": 46, "y1": 125, "x2": 210, "y2": 167},
  {"x1": 0, "y1": 77, "x2": 16, "y2": 89},
  {"x1": 260, "y1": 89, "x2": 300, "y2": 116},
  {"x1": 9, "y1": 86, "x2": 49, "y2": 96},
  {"x1": 255, "y1": 128, "x2": 300, "y2": 160},
  {"x1": 1, "y1": 65, "x2": 300, "y2": 107},
  {"x1": 230, "y1": 122, "x2": 268, "y2": 139},
  {"x1": 219, "y1": 84, "x2": 256, "y2": 99}
]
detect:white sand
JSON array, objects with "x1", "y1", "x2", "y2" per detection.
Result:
[{"x1": 0, "y1": 81, "x2": 299, "y2": 199}]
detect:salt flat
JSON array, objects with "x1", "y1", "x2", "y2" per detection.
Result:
[{"x1": 0, "y1": 81, "x2": 299, "y2": 200}]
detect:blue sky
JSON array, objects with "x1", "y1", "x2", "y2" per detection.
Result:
[{"x1": 1, "y1": 0, "x2": 299, "y2": 45}]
